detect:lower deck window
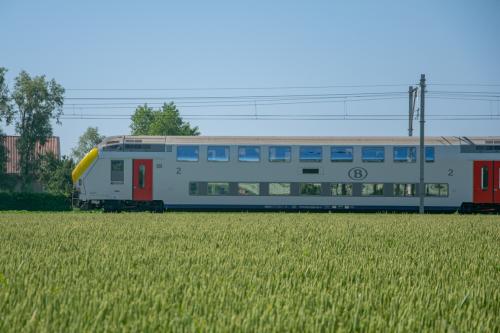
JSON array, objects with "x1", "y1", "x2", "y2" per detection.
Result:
[
  {"x1": 269, "y1": 183, "x2": 291, "y2": 195},
  {"x1": 189, "y1": 182, "x2": 200, "y2": 195},
  {"x1": 425, "y1": 183, "x2": 448, "y2": 197},
  {"x1": 362, "y1": 183, "x2": 384, "y2": 196},
  {"x1": 300, "y1": 183, "x2": 321, "y2": 195},
  {"x1": 332, "y1": 183, "x2": 352, "y2": 196},
  {"x1": 207, "y1": 182, "x2": 229, "y2": 195},
  {"x1": 238, "y1": 183, "x2": 260, "y2": 195},
  {"x1": 111, "y1": 160, "x2": 124, "y2": 184},
  {"x1": 394, "y1": 183, "x2": 416, "y2": 196}
]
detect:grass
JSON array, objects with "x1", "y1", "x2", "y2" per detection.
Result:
[{"x1": 0, "y1": 212, "x2": 498, "y2": 332}]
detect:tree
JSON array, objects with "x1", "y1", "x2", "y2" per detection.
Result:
[
  {"x1": 130, "y1": 102, "x2": 199, "y2": 136},
  {"x1": 0, "y1": 67, "x2": 12, "y2": 179},
  {"x1": 72, "y1": 127, "x2": 105, "y2": 161},
  {"x1": 11, "y1": 71, "x2": 64, "y2": 188},
  {"x1": 36, "y1": 153, "x2": 74, "y2": 196}
]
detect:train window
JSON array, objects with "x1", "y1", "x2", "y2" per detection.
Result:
[
  {"x1": 238, "y1": 146, "x2": 260, "y2": 162},
  {"x1": 138, "y1": 165, "x2": 145, "y2": 189},
  {"x1": 425, "y1": 183, "x2": 448, "y2": 197},
  {"x1": 269, "y1": 183, "x2": 291, "y2": 195},
  {"x1": 331, "y1": 146, "x2": 353, "y2": 162},
  {"x1": 177, "y1": 146, "x2": 199, "y2": 162},
  {"x1": 393, "y1": 147, "x2": 416, "y2": 162},
  {"x1": 481, "y1": 167, "x2": 489, "y2": 190},
  {"x1": 238, "y1": 183, "x2": 260, "y2": 196},
  {"x1": 362, "y1": 147, "x2": 385, "y2": 162},
  {"x1": 110, "y1": 160, "x2": 124, "y2": 184},
  {"x1": 207, "y1": 182, "x2": 230, "y2": 195},
  {"x1": 103, "y1": 144, "x2": 123, "y2": 152},
  {"x1": 299, "y1": 146, "x2": 322, "y2": 162},
  {"x1": 300, "y1": 183, "x2": 321, "y2": 195},
  {"x1": 207, "y1": 146, "x2": 229, "y2": 162},
  {"x1": 331, "y1": 183, "x2": 353, "y2": 196},
  {"x1": 124, "y1": 144, "x2": 165, "y2": 152},
  {"x1": 361, "y1": 183, "x2": 384, "y2": 196},
  {"x1": 394, "y1": 184, "x2": 416, "y2": 196},
  {"x1": 425, "y1": 147, "x2": 435, "y2": 162},
  {"x1": 269, "y1": 146, "x2": 291, "y2": 162},
  {"x1": 189, "y1": 182, "x2": 200, "y2": 195}
]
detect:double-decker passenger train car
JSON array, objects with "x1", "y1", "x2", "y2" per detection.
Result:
[{"x1": 71, "y1": 136, "x2": 500, "y2": 212}]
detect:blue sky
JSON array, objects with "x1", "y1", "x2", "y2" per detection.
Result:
[{"x1": 1, "y1": 0, "x2": 499, "y2": 155}]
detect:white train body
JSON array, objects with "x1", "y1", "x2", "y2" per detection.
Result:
[{"x1": 73, "y1": 136, "x2": 500, "y2": 212}]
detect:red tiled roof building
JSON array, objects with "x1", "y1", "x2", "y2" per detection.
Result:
[{"x1": 2, "y1": 136, "x2": 61, "y2": 174}]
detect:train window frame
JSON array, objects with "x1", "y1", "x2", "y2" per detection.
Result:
[
  {"x1": 361, "y1": 183, "x2": 384, "y2": 196},
  {"x1": 238, "y1": 183, "x2": 260, "y2": 196},
  {"x1": 176, "y1": 146, "x2": 199, "y2": 162},
  {"x1": 331, "y1": 183, "x2": 353, "y2": 196},
  {"x1": 425, "y1": 183, "x2": 449, "y2": 197},
  {"x1": 207, "y1": 182, "x2": 230, "y2": 196},
  {"x1": 299, "y1": 146, "x2": 322, "y2": 162},
  {"x1": 331, "y1": 146, "x2": 353, "y2": 162},
  {"x1": 269, "y1": 183, "x2": 291, "y2": 196},
  {"x1": 238, "y1": 146, "x2": 261, "y2": 162},
  {"x1": 362, "y1": 147, "x2": 385, "y2": 162},
  {"x1": 110, "y1": 160, "x2": 124, "y2": 184},
  {"x1": 299, "y1": 183, "x2": 322, "y2": 196},
  {"x1": 393, "y1": 146, "x2": 417, "y2": 163},
  {"x1": 207, "y1": 146, "x2": 230, "y2": 162},
  {"x1": 393, "y1": 183, "x2": 416, "y2": 197},
  {"x1": 425, "y1": 147, "x2": 435, "y2": 162},
  {"x1": 269, "y1": 146, "x2": 292, "y2": 163}
]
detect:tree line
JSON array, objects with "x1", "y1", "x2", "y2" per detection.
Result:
[{"x1": 0, "y1": 68, "x2": 199, "y2": 196}]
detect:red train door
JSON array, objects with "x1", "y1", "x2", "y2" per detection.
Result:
[
  {"x1": 495, "y1": 161, "x2": 500, "y2": 203},
  {"x1": 133, "y1": 159, "x2": 153, "y2": 201},
  {"x1": 473, "y1": 161, "x2": 494, "y2": 203}
]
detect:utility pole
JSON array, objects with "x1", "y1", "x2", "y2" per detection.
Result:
[{"x1": 419, "y1": 74, "x2": 426, "y2": 214}]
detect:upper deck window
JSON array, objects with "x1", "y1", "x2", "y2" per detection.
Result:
[
  {"x1": 331, "y1": 146, "x2": 353, "y2": 162},
  {"x1": 238, "y1": 146, "x2": 260, "y2": 162},
  {"x1": 394, "y1": 147, "x2": 416, "y2": 162},
  {"x1": 362, "y1": 147, "x2": 385, "y2": 162},
  {"x1": 207, "y1": 146, "x2": 229, "y2": 162},
  {"x1": 102, "y1": 144, "x2": 123, "y2": 152},
  {"x1": 299, "y1": 146, "x2": 322, "y2": 162},
  {"x1": 176, "y1": 146, "x2": 199, "y2": 162},
  {"x1": 269, "y1": 146, "x2": 291, "y2": 162},
  {"x1": 425, "y1": 147, "x2": 435, "y2": 162}
]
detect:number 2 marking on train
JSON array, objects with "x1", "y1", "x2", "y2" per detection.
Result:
[
  {"x1": 176, "y1": 167, "x2": 182, "y2": 175},
  {"x1": 448, "y1": 169, "x2": 454, "y2": 176}
]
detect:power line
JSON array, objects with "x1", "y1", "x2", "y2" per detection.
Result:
[
  {"x1": 64, "y1": 91, "x2": 407, "y2": 101},
  {"x1": 65, "y1": 84, "x2": 414, "y2": 91},
  {"x1": 63, "y1": 96, "x2": 407, "y2": 109}
]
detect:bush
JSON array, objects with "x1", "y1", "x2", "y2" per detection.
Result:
[{"x1": 0, "y1": 192, "x2": 71, "y2": 211}]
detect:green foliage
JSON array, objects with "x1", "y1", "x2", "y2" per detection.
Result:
[
  {"x1": 0, "y1": 67, "x2": 13, "y2": 124},
  {"x1": 0, "y1": 193, "x2": 70, "y2": 211},
  {"x1": 0, "y1": 68, "x2": 12, "y2": 177},
  {"x1": 0, "y1": 130, "x2": 6, "y2": 176},
  {"x1": 36, "y1": 153, "x2": 75, "y2": 196},
  {"x1": 0, "y1": 213, "x2": 498, "y2": 331},
  {"x1": 11, "y1": 70, "x2": 64, "y2": 189},
  {"x1": 71, "y1": 126, "x2": 105, "y2": 161},
  {"x1": 130, "y1": 102, "x2": 200, "y2": 136}
]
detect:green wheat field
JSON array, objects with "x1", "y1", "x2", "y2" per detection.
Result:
[{"x1": 0, "y1": 212, "x2": 498, "y2": 332}]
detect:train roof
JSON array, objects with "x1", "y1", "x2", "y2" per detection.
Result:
[{"x1": 99, "y1": 135, "x2": 500, "y2": 147}]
